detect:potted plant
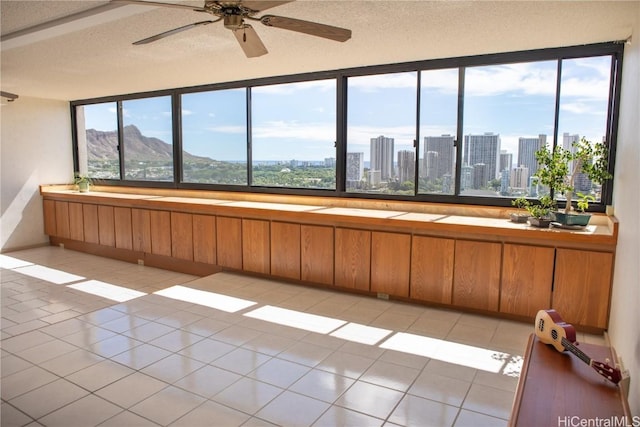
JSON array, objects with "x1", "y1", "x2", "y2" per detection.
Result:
[
  {"x1": 510, "y1": 196, "x2": 531, "y2": 223},
  {"x1": 73, "y1": 172, "x2": 92, "y2": 193},
  {"x1": 526, "y1": 195, "x2": 556, "y2": 228},
  {"x1": 534, "y1": 137, "x2": 612, "y2": 226}
]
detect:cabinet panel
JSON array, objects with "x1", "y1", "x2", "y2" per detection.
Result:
[
  {"x1": 371, "y1": 232, "x2": 411, "y2": 297},
  {"x1": 68, "y1": 202, "x2": 84, "y2": 241},
  {"x1": 150, "y1": 210, "x2": 171, "y2": 256},
  {"x1": 553, "y1": 249, "x2": 613, "y2": 329},
  {"x1": 98, "y1": 205, "x2": 115, "y2": 247},
  {"x1": 216, "y1": 216, "x2": 242, "y2": 270},
  {"x1": 43, "y1": 199, "x2": 57, "y2": 236},
  {"x1": 243, "y1": 219, "x2": 270, "y2": 274},
  {"x1": 131, "y1": 208, "x2": 151, "y2": 253},
  {"x1": 410, "y1": 236, "x2": 454, "y2": 304},
  {"x1": 171, "y1": 212, "x2": 193, "y2": 261},
  {"x1": 54, "y1": 201, "x2": 70, "y2": 239},
  {"x1": 114, "y1": 207, "x2": 133, "y2": 250},
  {"x1": 193, "y1": 215, "x2": 216, "y2": 265},
  {"x1": 301, "y1": 225, "x2": 334, "y2": 286},
  {"x1": 83, "y1": 204, "x2": 99, "y2": 244},
  {"x1": 500, "y1": 244, "x2": 554, "y2": 317},
  {"x1": 453, "y1": 240, "x2": 501, "y2": 311},
  {"x1": 271, "y1": 222, "x2": 300, "y2": 280},
  {"x1": 335, "y1": 228, "x2": 371, "y2": 291}
]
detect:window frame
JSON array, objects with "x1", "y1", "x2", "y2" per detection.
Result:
[{"x1": 71, "y1": 42, "x2": 623, "y2": 212}]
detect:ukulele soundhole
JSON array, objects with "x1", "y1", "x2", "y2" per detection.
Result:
[{"x1": 551, "y1": 329, "x2": 558, "y2": 340}]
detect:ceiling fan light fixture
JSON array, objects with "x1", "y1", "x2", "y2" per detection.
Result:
[{"x1": 224, "y1": 14, "x2": 244, "y2": 30}]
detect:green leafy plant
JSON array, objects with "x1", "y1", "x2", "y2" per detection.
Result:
[
  {"x1": 73, "y1": 172, "x2": 92, "y2": 192},
  {"x1": 535, "y1": 137, "x2": 611, "y2": 213},
  {"x1": 576, "y1": 192, "x2": 596, "y2": 213},
  {"x1": 511, "y1": 196, "x2": 531, "y2": 211},
  {"x1": 525, "y1": 195, "x2": 556, "y2": 219}
]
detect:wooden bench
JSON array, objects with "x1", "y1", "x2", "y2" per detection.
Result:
[{"x1": 510, "y1": 334, "x2": 632, "y2": 426}]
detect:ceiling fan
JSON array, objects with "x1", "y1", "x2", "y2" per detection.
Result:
[{"x1": 111, "y1": 0, "x2": 352, "y2": 58}]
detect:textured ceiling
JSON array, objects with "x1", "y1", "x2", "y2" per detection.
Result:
[{"x1": 0, "y1": 0, "x2": 636, "y2": 101}]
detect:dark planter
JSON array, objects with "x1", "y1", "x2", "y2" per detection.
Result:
[
  {"x1": 552, "y1": 211, "x2": 591, "y2": 226},
  {"x1": 510, "y1": 213, "x2": 529, "y2": 223},
  {"x1": 528, "y1": 217, "x2": 552, "y2": 228}
]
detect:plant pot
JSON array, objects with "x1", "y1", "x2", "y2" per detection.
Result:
[
  {"x1": 528, "y1": 217, "x2": 552, "y2": 228},
  {"x1": 77, "y1": 182, "x2": 90, "y2": 193},
  {"x1": 510, "y1": 213, "x2": 529, "y2": 223},
  {"x1": 552, "y1": 211, "x2": 591, "y2": 226}
]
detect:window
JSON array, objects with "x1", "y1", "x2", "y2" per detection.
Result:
[
  {"x1": 75, "y1": 102, "x2": 119, "y2": 179},
  {"x1": 71, "y1": 43, "x2": 622, "y2": 211},
  {"x1": 250, "y1": 80, "x2": 337, "y2": 189},
  {"x1": 181, "y1": 89, "x2": 247, "y2": 185},
  {"x1": 347, "y1": 72, "x2": 417, "y2": 195},
  {"x1": 122, "y1": 96, "x2": 173, "y2": 182}
]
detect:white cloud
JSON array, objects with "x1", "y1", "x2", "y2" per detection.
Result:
[
  {"x1": 182, "y1": 109, "x2": 194, "y2": 116},
  {"x1": 349, "y1": 72, "x2": 417, "y2": 92},
  {"x1": 252, "y1": 120, "x2": 335, "y2": 142},
  {"x1": 253, "y1": 79, "x2": 335, "y2": 95}
]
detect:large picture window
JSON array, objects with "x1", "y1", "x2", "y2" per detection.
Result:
[{"x1": 72, "y1": 42, "x2": 622, "y2": 211}]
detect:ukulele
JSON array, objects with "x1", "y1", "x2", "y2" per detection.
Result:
[{"x1": 534, "y1": 309, "x2": 622, "y2": 384}]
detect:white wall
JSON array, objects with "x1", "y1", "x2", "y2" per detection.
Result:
[
  {"x1": 0, "y1": 96, "x2": 72, "y2": 252},
  {"x1": 608, "y1": 4, "x2": 640, "y2": 416}
]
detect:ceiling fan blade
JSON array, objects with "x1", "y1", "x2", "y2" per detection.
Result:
[
  {"x1": 133, "y1": 20, "x2": 217, "y2": 44},
  {"x1": 241, "y1": 1, "x2": 293, "y2": 12},
  {"x1": 260, "y1": 15, "x2": 351, "y2": 42},
  {"x1": 110, "y1": 0, "x2": 207, "y2": 13},
  {"x1": 232, "y1": 25, "x2": 268, "y2": 58}
]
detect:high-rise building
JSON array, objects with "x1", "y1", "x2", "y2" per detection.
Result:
[
  {"x1": 370, "y1": 135, "x2": 394, "y2": 181},
  {"x1": 563, "y1": 133, "x2": 580, "y2": 174},
  {"x1": 346, "y1": 152, "x2": 364, "y2": 186},
  {"x1": 464, "y1": 133, "x2": 500, "y2": 186},
  {"x1": 518, "y1": 134, "x2": 546, "y2": 176},
  {"x1": 424, "y1": 135, "x2": 455, "y2": 179},
  {"x1": 500, "y1": 150, "x2": 513, "y2": 174},
  {"x1": 472, "y1": 163, "x2": 489, "y2": 189},
  {"x1": 397, "y1": 150, "x2": 415, "y2": 183},
  {"x1": 460, "y1": 165, "x2": 473, "y2": 191},
  {"x1": 510, "y1": 165, "x2": 530, "y2": 189}
]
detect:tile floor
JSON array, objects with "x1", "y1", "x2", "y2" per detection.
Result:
[{"x1": 0, "y1": 246, "x2": 606, "y2": 427}]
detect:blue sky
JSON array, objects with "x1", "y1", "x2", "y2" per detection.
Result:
[{"x1": 83, "y1": 55, "x2": 612, "y2": 163}]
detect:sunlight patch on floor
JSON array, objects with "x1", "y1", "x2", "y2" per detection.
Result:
[
  {"x1": 244, "y1": 305, "x2": 347, "y2": 334},
  {"x1": 12, "y1": 264, "x2": 85, "y2": 284},
  {"x1": 0, "y1": 254, "x2": 34, "y2": 269},
  {"x1": 330, "y1": 322, "x2": 393, "y2": 345},
  {"x1": 154, "y1": 285, "x2": 257, "y2": 313},
  {"x1": 68, "y1": 280, "x2": 147, "y2": 302}
]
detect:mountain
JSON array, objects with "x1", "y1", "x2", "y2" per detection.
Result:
[{"x1": 86, "y1": 125, "x2": 211, "y2": 162}]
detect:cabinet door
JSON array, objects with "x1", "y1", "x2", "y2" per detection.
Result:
[
  {"x1": 98, "y1": 205, "x2": 115, "y2": 247},
  {"x1": 410, "y1": 236, "x2": 454, "y2": 304},
  {"x1": 68, "y1": 202, "x2": 84, "y2": 241},
  {"x1": 553, "y1": 249, "x2": 613, "y2": 329},
  {"x1": 335, "y1": 228, "x2": 371, "y2": 291},
  {"x1": 453, "y1": 240, "x2": 501, "y2": 311},
  {"x1": 216, "y1": 216, "x2": 242, "y2": 270},
  {"x1": 243, "y1": 219, "x2": 270, "y2": 274},
  {"x1": 131, "y1": 208, "x2": 151, "y2": 253},
  {"x1": 500, "y1": 244, "x2": 554, "y2": 317},
  {"x1": 193, "y1": 214, "x2": 216, "y2": 265},
  {"x1": 371, "y1": 232, "x2": 411, "y2": 297},
  {"x1": 271, "y1": 222, "x2": 300, "y2": 280},
  {"x1": 54, "y1": 201, "x2": 70, "y2": 239},
  {"x1": 301, "y1": 225, "x2": 334, "y2": 286},
  {"x1": 114, "y1": 207, "x2": 133, "y2": 250},
  {"x1": 83, "y1": 204, "x2": 99, "y2": 244},
  {"x1": 149, "y1": 210, "x2": 171, "y2": 256},
  {"x1": 43, "y1": 199, "x2": 57, "y2": 236},
  {"x1": 171, "y1": 212, "x2": 193, "y2": 261}
]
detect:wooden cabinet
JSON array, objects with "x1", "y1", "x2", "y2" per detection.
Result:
[
  {"x1": 453, "y1": 240, "x2": 501, "y2": 311},
  {"x1": 114, "y1": 207, "x2": 133, "y2": 250},
  {"x1": 552, "y1": 249, "x2": 614, "y2": 329},
  {"x1": 193, "y1": 214, "x2": 216, "y2": 265},
  {"x1": 83, "y1": 204, "x2": 99, "y2": 244},
  {"x1": 500, "y1": 244, "x2": 554, "y2": 317},
  {"x1": 410, "y1": 236, "x2": 454, "y2": 304},
  {"x1": 335, "y1": 228, "x2": 371, "y2": 291},
  {"x1": 371, "y1": 232, "x2": 411, "y2": 297},
  {"x1": 131, "y1": 208, "x2": 151, "y2": 253},
  {"x1": 54, "y1": 201, "x2": 70, "y2": 239},
  {"x1": 98, "y1": 206, "x2": 115, "y2": 247},
  {"x1": 271, "y1": 222, "x2": 300, "y2": 280},
  {"x1": 216, "y1": 216, "x2": 242, "y2": 270},
  {"x1": 301, "y1": 225, "x2": 334, "y2": 286},
  {"x1": 149, "y1": 210, "x2": 171, "y2": 256},
  {"x1": 171, "y1": 212, "x2": 193, "y2": 261},
  {"x1": 68, "y1": 202, "x2": 84, "y2": 242},
  {"x1": 242, "y1": 219, "x2": 270, "y2": 274},
  {"x1": 43, "y1": 199, "x2": 57, "y2": 236}
]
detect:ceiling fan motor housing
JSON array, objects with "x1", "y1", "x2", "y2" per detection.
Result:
[{"x1": 224, "y1": 14, "x2": 244, "y2": 29}]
